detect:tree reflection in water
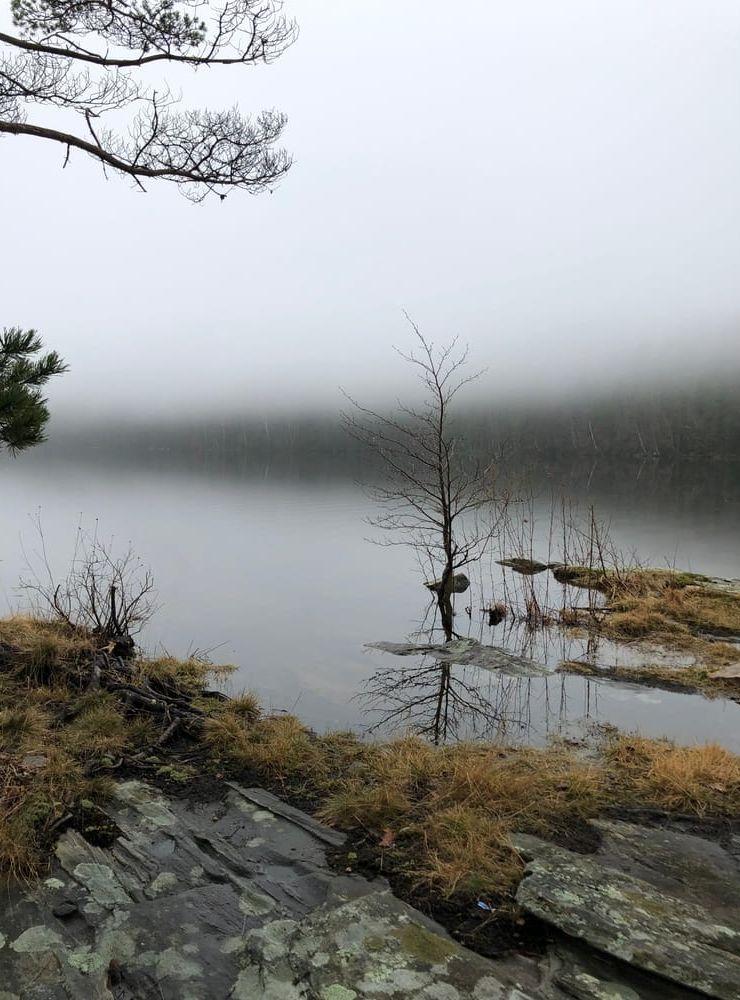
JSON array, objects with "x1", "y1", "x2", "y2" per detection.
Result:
[{"x1": 359, "y1": 600, "x2": 600, "y2": 746}]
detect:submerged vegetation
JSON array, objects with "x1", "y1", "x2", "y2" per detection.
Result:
[{"x1": 1, "y1": 612, "x2": 738, "y2": 953}]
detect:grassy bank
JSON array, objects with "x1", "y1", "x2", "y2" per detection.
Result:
[{"x1": 1, "y1": 614, "x2": 739, "y2": 955}]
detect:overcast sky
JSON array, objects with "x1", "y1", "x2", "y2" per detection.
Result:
[{"x1": 2, "y1": 0, "x2": 740, "y2": 421}]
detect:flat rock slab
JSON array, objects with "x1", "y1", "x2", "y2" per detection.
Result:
[
  {"x1": 0, "y1": 780, "x2": 533, "y2": 999},
  {"x1": 513, "y1": 825, "x2": 740, "y2": 999},
  {"x1": 369, "y1": 638, "x2": 548, "y2": 677},
  {"x1": 590, "y1": 819, "x2": 740, "y2": 924}
]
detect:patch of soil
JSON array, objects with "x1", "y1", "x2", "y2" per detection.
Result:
[
  {"x1": 110, "y1": 732, "x2": 231, "y2": 803},
  {"x1": 544, "y1": 817, "x2": 602, "y2": 855},
  {"x1": 64, "y1": 801, "x2": 122, "y2": 848}
]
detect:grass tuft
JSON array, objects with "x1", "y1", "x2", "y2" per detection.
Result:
[{"x1": 604, "y1": 735, "x2": 740, "y2": 816}]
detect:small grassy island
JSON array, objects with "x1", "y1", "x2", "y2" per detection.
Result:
[{"x1": 554, "y1": 566, "x2": 740, "y2": 700}]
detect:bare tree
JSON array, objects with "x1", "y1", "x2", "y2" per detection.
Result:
[
  {"x1": 21, "y1": 518, "x2": 158, "y2": 650},
  {"x1": 343, "y1": 320, "x2": 498, "y2": 641},
  {"x1": 0, "y1": 0, "x2": 297, "y2": 200}
]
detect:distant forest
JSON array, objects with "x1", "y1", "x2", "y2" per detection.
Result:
[{"x1": 50, "y1": 380, "x2": 740, "y2": 468}]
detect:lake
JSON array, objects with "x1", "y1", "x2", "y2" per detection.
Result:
[{"x1": 1, "y1": 447, "x2": 739, "y2": 750}]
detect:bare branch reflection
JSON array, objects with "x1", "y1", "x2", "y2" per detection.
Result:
[{"x1": 360, "y1": 598, "x2": 602, "y2": 746}]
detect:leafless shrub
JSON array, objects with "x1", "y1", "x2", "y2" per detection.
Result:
[{"x1": 20, "y1": 517, "x2": 158, "y2": 641}]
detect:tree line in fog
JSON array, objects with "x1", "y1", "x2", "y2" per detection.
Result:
[{"x1": 46, "y1": 379, "x2": 740, "y2": 465}]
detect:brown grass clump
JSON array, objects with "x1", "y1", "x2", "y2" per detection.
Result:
[
  {"x1": 604, "y1": 735, "x2": 740, "y2": 816},
  {"x1": 59, "y1": 694, "x2": 154, "y2": 761},
  {"x1": 203, "y1": 710, "x2": 330, "y2": 791},
  {"x1": 658, "y1": 586, "x2": 740, "y2": 635},
  {"x1": 222, "y1": 691, "x2": 261, "y2": 723},
  {"x1": 0, "y1": 684, "x2": 142, "y2": 877},
  {"x1": 0, "y1": 704, "x2": 52, "y2": 754},
  {"x1": 0, "y1": 614, "x2": 234, "y2": 876},
  {"x1": 136, "y1": 654, "x2": 234, "y2": 692},
  {"x1": 0, "y1": 615, "x2": 95, "y2": 683},
  {"x1": 604, "y1": 602, "x2": 686, "y2": 640},
  {"x1": 0, "y1": 748, "x2": 111, "y2": 878},
  {"x1": 701, "y1": 642, "x2": 740, "y2": 669},
  {"x1": 418, "y1": 806, "x2": 521, "y2": 898},
  {"x1": 601, "y1": 573, "x2": 740, "y2": 640},
  {"x1": 316, "y1": 740, "x2": 603, "y2": 901}
]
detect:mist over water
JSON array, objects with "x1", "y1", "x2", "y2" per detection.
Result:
[{"x1": 4, "y1": 0, "x2": 740, "y2": 422}]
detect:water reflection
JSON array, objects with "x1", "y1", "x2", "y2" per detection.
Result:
[
  {"x1": 360, "y1": 650, "x2": 610, "y2": 747},
  {"x1": 359, "y1": 581, "x2": 740, "y2": 751},
  {"x1": 360, "y1": 594, "x2": 609, "y2": 745}
]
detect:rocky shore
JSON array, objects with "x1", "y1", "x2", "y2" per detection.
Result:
[{"x1": 1, "y1": 776, "x2": 738, "y2": 998}]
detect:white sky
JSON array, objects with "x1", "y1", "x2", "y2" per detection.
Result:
[{"x1": 2, "y1": 0, "x2": 740, "y2": 420}]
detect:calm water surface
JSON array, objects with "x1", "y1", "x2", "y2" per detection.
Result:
[{"x1": 1, "y1": 450, "x2": 738, "y2": 750}]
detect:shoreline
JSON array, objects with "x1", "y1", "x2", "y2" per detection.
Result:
[{"x1": 1, "y1": 575, "x2": 739, "y2": 995}]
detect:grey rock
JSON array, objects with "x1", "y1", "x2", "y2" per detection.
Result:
[
  {"x1": 0, "y1": 780, "x2": 529, "y2": 999},
  {"x1": 513, "y1": 830, "x2": 740, "y2": 999},
  {"x1": 21, "y1": 754, "x2": 48, "y2": 770},
  {"x1": 591, "y1": 819, "x2": 740, "y2": 923}
]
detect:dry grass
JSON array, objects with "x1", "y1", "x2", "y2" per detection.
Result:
[
  {"x1": 0, "y1": 615, "x2": 95, "y2": 683},
  {"x1": 0, "y1": 615, "x2": 229, "y2": 876},
  {"x1": 136, "y1": 654, "x2": 234, "y2": 692},
  {"x1": 604, "y1": 735, "x2": 740, "y2": 816},
  {"x1": 202, "y1": 698, "x2": 740, "y2": 905},
  {"x1": 204, "y1": 709, "x2": 331, "y2": 789},
  {"x1": 556, "y1": 566, "x2": 739, "y2": 638},
  {"x1": 594, "y1": 571, "x2": 740, "y2": 640},
  {"x1": 0, "y1": 748, "x2": 112, "y2": 879}
]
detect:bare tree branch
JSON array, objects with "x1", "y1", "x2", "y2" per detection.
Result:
[{"x1": 0, "y1": 0, "x2": 296, "y2": 198}]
